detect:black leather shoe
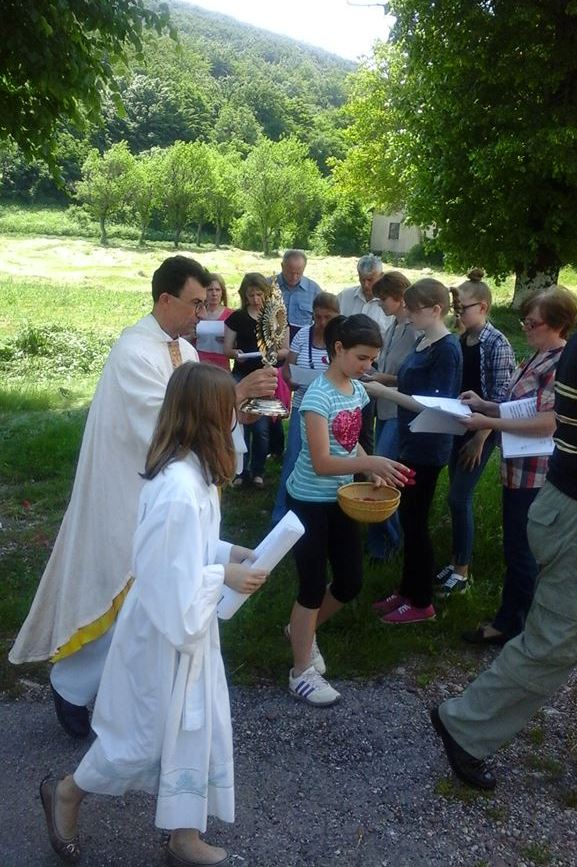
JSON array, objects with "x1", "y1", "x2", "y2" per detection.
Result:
[
  {"x1": 430, "y1": 706, "x2": 496, "y2": 791},
  {"x1": 51, "y1": 685, "x2": 90, "y2": 739},
  {"x1": 461, "y1": 626, "x2": 508, "y2": 647}
]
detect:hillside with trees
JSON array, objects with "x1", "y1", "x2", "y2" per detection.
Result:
[{"x1": 0, "y1": 3, "x2": 372, "y2": 255}]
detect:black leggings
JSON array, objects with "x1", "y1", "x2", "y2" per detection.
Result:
[
  {"x1": 287, "y1": 494, "x2": 363, "y2": 609},
  {"x1": 398, "y1": 463, "x2": 443, "y2": 608}
]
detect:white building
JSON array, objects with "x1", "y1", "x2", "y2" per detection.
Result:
[{"x1": 370, "y1": 211, "x2": 425, "y2": 256}]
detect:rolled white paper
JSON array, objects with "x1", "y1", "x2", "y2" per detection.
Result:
[{"x1": 217, "y1": 510, "x2": 305, "y2": 620}]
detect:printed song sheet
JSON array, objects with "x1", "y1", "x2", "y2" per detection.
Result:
[
  {"x1": 217, "y1": 510, "x2": 305, "y2": 619},
  {"x1": 499, "y1": 398, "x2": 555, "y2": 459},
  {"x1": 409, "y1": 395, "x2": 471, "y2": 435}
]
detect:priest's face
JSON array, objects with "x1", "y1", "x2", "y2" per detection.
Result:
[{"x1": 166, "y1": 277, "x2": 208, "y2": 337}]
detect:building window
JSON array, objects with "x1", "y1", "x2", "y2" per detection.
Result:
[{"x1": 388, "y1": 222, "x2": 400, "y2": 241}]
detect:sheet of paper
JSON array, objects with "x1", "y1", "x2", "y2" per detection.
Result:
[
  {"x1": 289, "y1": 364, "x2": 321, "y2": 387},
  {"x1": 409, "y1": 407, "x2": 467, "y2": 435},
  {"x1": 217, "y1": 510, "x2": 305, "y2": 620},
  {"x1": 499, "y1": 398, "x2": 555, "y2": 459},
  {"x1": 412, "y1": 395, "x2": 472, "y2": 417},
  {"x1": 196, "y1": 319, "x2": 225, "y2": 353}
]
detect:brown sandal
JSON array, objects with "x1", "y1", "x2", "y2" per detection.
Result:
[
  {"x1": 39, "y1": 776, "x2": 81, "y2": 863},
  {"x1": 166, "y1": 844, "x2": 229, "y2": 866}
]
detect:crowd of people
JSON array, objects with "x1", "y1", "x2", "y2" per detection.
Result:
[{"x1": 9, "y1": 252, "x2": 577, "y2": 864}]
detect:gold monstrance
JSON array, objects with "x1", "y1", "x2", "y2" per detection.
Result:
[{"x1": 241, "y1": 276, "x2": 289, "y2": 418}]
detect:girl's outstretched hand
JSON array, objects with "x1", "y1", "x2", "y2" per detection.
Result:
[
  {"x1": 230, "y1": 545, "x2": 256, "y2": 564},
  {"x1": 224, "y1": 563, "x2": 268, "y2": 596},
  {"x1": 365, "y1": 456, "x2": 415, "y2": 488}
]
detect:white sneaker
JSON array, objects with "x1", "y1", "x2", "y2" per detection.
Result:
[
  {"x1": 284, "y1": 624, "x2": 326, "y2": 675},
  {"x1": 289, "y1": 666, "x2": 340, "y2": 706},
  {"x1": 435, "y1": 572, "x2": 470, "y2": 598},
  {"x1": 434, "y1": 563, "x2": 454, "y2": 587}
]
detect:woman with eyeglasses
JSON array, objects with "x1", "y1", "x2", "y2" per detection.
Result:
[
  {"x1": 435, "y1": 269, "x2": 515, "y2": 598},
  {"x1": 457, "y1": 285, "x2": 577, "y2": 645}
]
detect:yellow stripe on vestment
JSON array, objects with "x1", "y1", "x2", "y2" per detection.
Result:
[{"x1": 50, "y1": 577, "x2": 134, "y2": 662}]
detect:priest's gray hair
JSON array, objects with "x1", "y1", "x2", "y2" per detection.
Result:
[{"x1": 357, "y1": 254, "x2": 383, "y2": 275}]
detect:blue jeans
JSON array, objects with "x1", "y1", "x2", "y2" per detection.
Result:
[
  {"x1": 447, "y1": 432, "x2": 496, "y2": 566},
  {"x1": 242, "y1": 414, "x2": 269, "y2": 478},
  {"x1": 493, "y1": 486, "x2": 540, "y2": 638},
  {"x1": 272, "y1": 409, "x2": 302, "y2": 525},
  {"x1": 366, "y1": 418, "x2": 402, "y2": 560}
]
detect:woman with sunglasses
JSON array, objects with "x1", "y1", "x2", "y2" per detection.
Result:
[
  {"x1": 458, "y1": 285, "x2": 577, "y2": 645},
  {"x1": 435, "y1": 269, "x2": 515, "y2": 598}
]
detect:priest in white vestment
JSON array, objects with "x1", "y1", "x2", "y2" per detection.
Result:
[{"x1": 9, "y1": 256, "x2": 277, "y2": 738}]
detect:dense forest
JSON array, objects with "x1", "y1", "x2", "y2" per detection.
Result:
[{"x1": 0, "y1": 3, "x2": 373, "y2": 255}]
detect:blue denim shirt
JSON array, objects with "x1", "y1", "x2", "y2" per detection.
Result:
[{"x1": 277, "y1": 272, "x2": 321, "y2": 337}]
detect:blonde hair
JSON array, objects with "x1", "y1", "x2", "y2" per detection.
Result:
[
  {"x1": 458, "y1": 267, "x2": 492, "y2": 309},
  {"x1": 144, "y1": 362, "x2": 237, "y2": 485},
  {"x1": 238, "y1": 273, "x2": 269, "y2": 310}
]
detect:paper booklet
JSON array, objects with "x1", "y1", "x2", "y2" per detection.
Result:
[
  {"x1": 217, "y1": 510, "x2": 305, "y2": 620},
  {"x1": 499, "y1": 397, "x2": 555, "y2": 459},
  {"x1": 409, "y1": 395, "x2": 471, "y2": 436},
  {"x1": 289, "y1": 364, "x2": 321, "y2": 387},
  {"x1": 196, "y1": 319, "x2": 225, "y2": 353}
]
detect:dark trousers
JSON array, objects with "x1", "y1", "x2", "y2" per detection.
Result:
[
  {"x1": 359, "y1": 397, "x2": 376, "y2": 455},
  {"x1": 398, "y1": 464, "x2": 443, "y2": 607},
  {"x1": 493, "y1": 486, "x2": 540, "y2": 637},
  {"x1": 287, "y1": 494, "x2": 363, "y2": 609}
]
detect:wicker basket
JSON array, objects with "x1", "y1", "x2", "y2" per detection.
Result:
[{"x1": 337, "y1": 482, "x2": 401, "y2": 524}]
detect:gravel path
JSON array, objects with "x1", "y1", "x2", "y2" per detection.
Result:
[{"x1": 2, "y1": 663, "x2": 577, "y2": 867}]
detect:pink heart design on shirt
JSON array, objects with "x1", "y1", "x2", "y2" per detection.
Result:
[{"x1": 332, "y1": 407, "x2": 362, "y2": 452}]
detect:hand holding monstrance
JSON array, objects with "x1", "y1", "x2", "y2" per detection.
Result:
[{"x1": 241, "y1": 277, "x2": 290, "y2": 418}]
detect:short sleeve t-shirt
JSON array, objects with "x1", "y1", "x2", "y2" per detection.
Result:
[
  {"x1": 290, "y1": 326, "x2": 330, "y2": 409},
  {"x1": 286, "y1": 373, "x2": 369, "y2": 502}
]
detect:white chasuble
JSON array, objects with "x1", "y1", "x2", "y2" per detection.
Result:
[{"x1": 10, "y1": 315, "x2": 198, "y2": 663}]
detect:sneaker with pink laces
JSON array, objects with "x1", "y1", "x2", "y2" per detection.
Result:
[
  {"x1": 372, "y1": 592, "x2": 407, "y2": 615},
  {"x1": 380, "y1": 602, "x2": 436, "y2": 624}
]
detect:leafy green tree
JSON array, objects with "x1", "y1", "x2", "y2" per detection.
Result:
[
  {"x1": 0, "y1": 1, "x2": 171, "y2": 172},
  {"x1": 125, "y1": 149, "x2": 165, "y2": 246},
  {"x1": 339, "y1": 2, "x2": 577, "y2": 305},
  {"x1": 206, "y1": 147, "x2": 242, "y2": 247},
  {"x1": 240, "y1": 137, "x2": 324, "y2": 254},
  {"x1": 76, "y1": 142, "x2": 134, "y2": 245},
  {"x1": 213, "y1": 103, "x2": 262, "y2": 154},
  {"x1": 157, "y1": 141, "x2": 212, "y2": 247}
]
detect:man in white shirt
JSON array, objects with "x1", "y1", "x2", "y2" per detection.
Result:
[
  {"x1": 338, "y1": 254, "x2": 394, "y2": 453},
  {"x1": 337, "y1": 254, "x2": 393, "y2": 339}
]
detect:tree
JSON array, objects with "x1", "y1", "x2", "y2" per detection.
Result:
[
  {"x1": 339, "y1": 2, "x2": 577, "y2": 305},
  {"x1": 0, "y1": 1, "x2": 171, "y2": 172},
  {"x1": 205, "y1": 147, "x2": 242, "y2": 247},
  {"x1": 240, "y1": 137, "x2": 323, "y2": 255},
  {"x1": 125, "y1": 149, "x2": 165, "y2": 245},
  {"x1": 76, "y1": 142, "x2": 134, "y2": 245},
  {"x1": 157, "y1": 141, "x2": 212, "y2": 247}
]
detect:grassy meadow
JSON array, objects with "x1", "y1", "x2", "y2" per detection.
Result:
[{"x1": 2, "y1": 209, "x2": 575, "y2": 693}]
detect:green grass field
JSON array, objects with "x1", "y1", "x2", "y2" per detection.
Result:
[{"x1": 0, "y1": 216, "x2": 571, "y2": 692}]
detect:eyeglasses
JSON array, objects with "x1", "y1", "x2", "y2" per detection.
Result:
[
  {"x1": 520, "y1": 318, "x2": 546, "y2": 331},
  {"x1": 452, "y1": 301, "x2": 481, "y2": 314},
  {"x1": 170, "y1": 294, "x2": 207, "y2": 313}
]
